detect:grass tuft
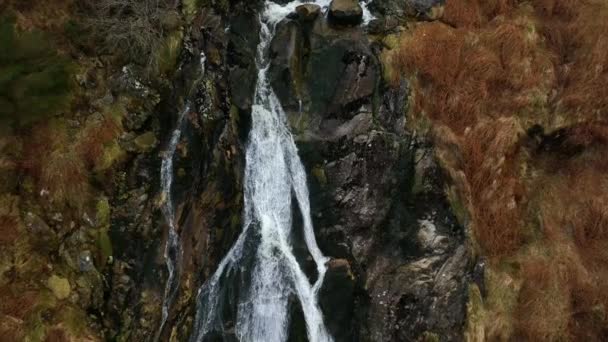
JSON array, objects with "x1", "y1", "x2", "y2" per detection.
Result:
[{"x1": 0, "y1": 15, "x2": 73, "y2": 126}]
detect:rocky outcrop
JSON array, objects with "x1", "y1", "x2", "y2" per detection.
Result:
[{"x1": 369, "y1": 0, "x2": 445, "y2": 21}]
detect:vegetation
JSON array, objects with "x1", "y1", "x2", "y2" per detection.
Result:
[
  {"x1": 391, "y1": 0, "x2": 608, "y2": 339},
  {"x1": 0, "y1": 15, "x2": 73, "y2": 126},
  {"x1": 83, "y1": 0, "x2": 182, "y2": 76}
]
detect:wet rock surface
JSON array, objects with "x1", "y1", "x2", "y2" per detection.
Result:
[{"x1": 266, "y1": 3, "x2": 472, "y2": 341}]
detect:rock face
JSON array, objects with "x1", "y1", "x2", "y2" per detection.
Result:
[
  {"x1": 329, "y1": 0, "x2": 364, "y2": 25},
  {"x1": 101, "y1": 1, "x2": 472, "y2": 341},
  {"x1": 265, "y1": 5, "x2": 472, "y2": 342},
  {"x1": 269, "y1": 11, "x2": 377, "y2": 122}
]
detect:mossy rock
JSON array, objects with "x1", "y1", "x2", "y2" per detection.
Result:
[
  {"x1": 311, "y1": 166, "x2": 327, "y2": 186},
  {"x1": 47, "y1": 275, "x2": 71, "y2": 300},
  {"x1": 133, "y1": 132, "x2": 158, "y2": 152},
  {"x1": 95, "y1": 197, "x2": 111, "y2": 228}
]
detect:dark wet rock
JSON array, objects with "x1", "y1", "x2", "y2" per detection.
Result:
[
  {"x1": 268, "y1": 13, "x2": 378, "y2": 121},
  {"x1": 24, "y1": 212, "x2": 58, "y2": 251},
  {"x1": 367, "y1": 16, "x2": 400, "y2": 34},
  {"x1": 269, "y1": 19, "x2": 305, "y2": 111},
  {"x1": 329, "y1": 52, "x2": 376, "y2": 116},
  {"x1": 329, "y1": 0, "x2": 363, "y2": 26},
  {"x1": 369, "y1": 0, "x2": 445, "y2": 21},
  {"x1": 227, "y1": 12, "x2": 261, "y2": 110},
  {"x1": 319, "y1": 259, "x2": 356, "y2": 342},
  {"x1": 296, "y1": 76, "x2": 470, "y2": 341}
]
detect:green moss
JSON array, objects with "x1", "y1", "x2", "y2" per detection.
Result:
[
  {"x1": 47, "y1": 275, "x2": 71, "y2": 300},
  {"x1": 446, "y1": 185, "x2": 468, "y2": 228},
  {"x1": 134, "y1": 132, "x2": 158, "y2": 152},
  {"x1": 230, "y1": 213, "x2": 240, "y2": 231},
  {"x1": 0, "y1": 15, "x2": 73, "y2": 126},
  {"x1": 24, "y1": 289, "x2": 57, "y2": 341},
  {"x1": 420, "y1": 331, "x2": 440, "y2": 342},
  {"x1": 96, "y1": 197, "x2": 111, "y2": 228},
  {"x1": 98, "y1": 230, "x2": 113, "y2": 263},
  {"x1": 59, "y1": 305, "x2": 89, "y2": 337},
  {"x1": 311, "y1": 166, "x2": 327, "y2": 186},
  {"x1": 465, "y1": 284, "x2": 486, "y2": 341},
  {"x1": 96, "y1": 141, "x2": 127, "y2": 172},
  {"x1": 183, "y1": 0, "x2": 202, "y2": 21}
]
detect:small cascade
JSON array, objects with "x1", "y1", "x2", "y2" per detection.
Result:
[{"x1": 155, "y1": 104, "x2": 190, "y2": 341}]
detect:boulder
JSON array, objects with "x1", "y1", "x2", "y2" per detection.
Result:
[
  {"x1": 329, "y1": 0, "x2": 363, "y2": 26},
  {"x1": 296, "y1": 4, "x2": 321, "y2": 22},
  {"x1": 48, "y1": 275, "x2": 71, "y2": 300}
]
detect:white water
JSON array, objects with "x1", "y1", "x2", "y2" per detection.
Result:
[
  {"x1": 189, "y1": 1, "x2": 369, "y2": 341},
  {"x1": 156, "y1": 104, "x2": 190, "y2": 341}
]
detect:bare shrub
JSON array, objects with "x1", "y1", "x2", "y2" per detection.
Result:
[{"x1": 83, "y1": 0, "x2": 176, "y2": 73}]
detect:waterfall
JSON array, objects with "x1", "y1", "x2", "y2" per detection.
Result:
[
  {"x1": 190, "y1": 1, "x2": 341, "y2": 341},
  {"x1": 155, "y1": 104, "x2": 190, "y2": 341}
]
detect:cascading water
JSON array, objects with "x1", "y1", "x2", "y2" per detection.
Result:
[
  {"x1": 155, "y1": 104, "x2": 190, "y2": 341},
  {"x1": 188, "y1": 1, "x2": 376, "y2": 341}
]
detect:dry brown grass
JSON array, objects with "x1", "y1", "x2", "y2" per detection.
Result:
[
  {"x1": 0, "y1": 287, "x2": 38, "y2": 320},
  {"x1": 441, "y1": 0, "x2": 519, "y2": 28},
  {"x1": 6, "y1": 0, "x2": 73, "y2": 32},
  {"x1": 533, "y1": 0, "x2": 608, "y2": 119},
  {"x1": 456, "y1": 119, "x2": 526, "y2": 256},
  {"x1": 76, "y1": 114, "x2": 122, "y2": 170},
  {"x1": 514, "y1": 257, "x2": 571, "y2": 340},
  {"x1": 393, "y1": 15, "x2": 552, "y2": 134},
  {"x1": 20, "y1": 122, "x2": 90, "y2": 210},
  {"x1": 44, "y1": 327, "x2": 69, "y2": 342},
  {"x1": 394, "y1": 0, "x2": 608, "y2": 338},
  {"x1": 513, "y1": 142, "x2": 608, "y2": 340},
  {"x1": 40, "y1": 148, "x2": 91, "y2": 210},
  {"x1": 0, "y1": 215, "x2": 19, "y2": 245},
  {"x1": 19, "y1": 114, "x2": 123, "y2": 210}
]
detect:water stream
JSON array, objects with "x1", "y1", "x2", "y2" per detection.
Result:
[
  {"x1": 189, "y1": 1, "x2": 344, "y2": 341},
  {"x1": 156, "y1": 104, "x2": 190, "y2": 341}
]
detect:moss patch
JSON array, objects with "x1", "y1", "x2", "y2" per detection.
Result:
[
  {"x1": 47, "y1": 275, "x2": 71, "y2": 300},
  {"x1": 0, "y1": 15, "x2": 73, "y2": 126}
]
